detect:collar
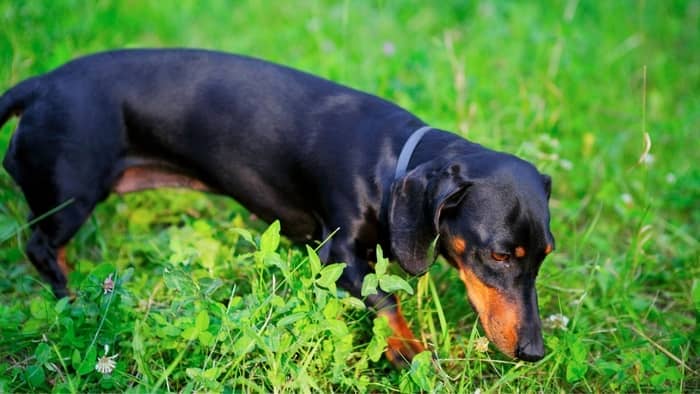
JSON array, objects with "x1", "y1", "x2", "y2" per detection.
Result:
[{"x1": 394, "y1": 126, "x2": 432, "y2": 180}]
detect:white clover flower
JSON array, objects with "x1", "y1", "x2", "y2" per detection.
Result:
[
  {"x1": 473, "y1": 336, "x2": 490, "y2": 353},
  {"x1": 95, "y1": 345, "x2": 118, "y2": 374},
  {"x1": 544, "y1": 313, "x2": 570, "y2": 330},
  {"x1": 621, "y1": 193, "x2": 633, "y2": 205},
  {"x1": 103, "y1": 273, "x2": 115, "y2": 294},
  {"x1": 642, "y1": 153, "x2": 655, "y2": 165}
]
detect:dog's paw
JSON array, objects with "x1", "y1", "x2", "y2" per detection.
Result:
[{"x1": 384, "y1": 335, "x2": 427, "y2": 368}]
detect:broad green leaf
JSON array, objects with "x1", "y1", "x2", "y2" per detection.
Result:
[
  {"x1": 317, "y1": 263, "x2": 345, "y2": 290},
  {"x1": 232, "y1": 334, "x2": 255, "y2": 355},
  {"x1": 277, "y1": 312, "x2": 307, "y2": 327},
  {"x1": 195, "y1": 310, "x2": 210, "y2": 332},
  {"x1": 260, "y1": 220, "x2": 281, "y2": 253},
  {"x1": 193, "y1": 219, "x2": 213, "y2": 237},
  {"x1": 366, "y1": 316, "x2": 391, "y2": 361},
  {"x1": 566, "y1": 361, "x2": 589, "y2": 383},
  {"x1": 29, "y1": 297, "x2": 52, "y2": 320},
  {"x1": 54, "y1": 297, "x2": 70, "y2": 314},
  {"x1": 306, "y1": 245, "x2": 322, "y2": 276},
  {"x1": 341, "y1": 297, "x2": 366, "y2": 310},
  {"x1": 128, "y1": 208, "x2": 155, "y2": 230},
  {"x1": 200, "y1": 278, "x2": 224, "y2": 296},
  {"x1": 192, "y1": 237, "x2": 221, "y2": 270},
  {"x1": 375, "y1": 245, "x2": 388, "y2": 276},
  {"x1": 185, "y1": 368, "x2": 202, "y2": 379},
  {"x1": 25, "y1": 364, "x2": 45, "y2": 388},
  {"x1": 198, "y1": 331, "x2": 214, "y2": 346},
  {"x1": 71, "y1": 349, "x2": 81, "y2": 370},
  {"x1": 379, "y1": 275, "x2": 414, "y2": 295},
  {"x1": 34, "y1": 343, "x2": 51, "y2": 364},
  {"x1": 202, "y1": 366, "x2": 221, "y2": 380},
  {"x1": 0, "y1": 216, "x2": 18, "y2": 242},
  {"x1": 163, "y1": 267, "x2": 196, "y2": 295},
  {"x1": 324, "y1": 319, "x2": 349, "y2": 338},
  {"x1": 77, "y1": 347, "x2": 97, "y2": 376},
  {"x1": 230, "y1": 227, "x2": 255, "y2": 245},
  {"x1": 323, "y1": 298, "x2": 341, "y2": 319},
  {"x1": 410, "y1": 351, "x2": 434, "y2": 391},
  {"x1": 181, "y1": 327, "x2": 198, "y2": 341},
  {"x1": 361, "y1": 273, "x2": 378, "y2": 297}
]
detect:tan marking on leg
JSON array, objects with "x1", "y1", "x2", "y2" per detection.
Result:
[
  {"x1": 544, "y1": 244, "x2": 553, "y2": 255},
  {"x1": 56, "y1": 247, "x2": 70, "y2": 277},
  {"x1": 458, "y1": 266, "x2": 520, "y2": 358},
  {"x1": 377, "y1": 302, "x2": 426, "y2": 366},
  {"x1": 113, "y1": 167, "x2": 211, "y2": 194}
]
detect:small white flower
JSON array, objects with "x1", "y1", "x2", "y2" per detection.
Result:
[
  {"x1": 473, "y1": 336, "x2": 490, "y2": 353},
  {"x1": 382, "y1": 41, "x2": 396, "y2": 56},
  {"x1": 544, "y1": 313, "x2": 570, "y2": 330},
  {"x1": 95, "y1": 344, "x2": 118, "y2": 374},
  {"x1": 642, "y1": 153, "x2": 655, "y2": 165},
  {"x1": 621, "y1": 193, "x2": 633, "y2": 205},
  {"x1": 474, "y1": 389, "x2": 483, "y2": 394},
  {"x1": 103, "y1": 273, "x2": 115, "y2": 294}
]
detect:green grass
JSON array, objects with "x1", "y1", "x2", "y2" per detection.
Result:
[{"x1": 0, "y1": 0, "x2": 698, "y2": 392}]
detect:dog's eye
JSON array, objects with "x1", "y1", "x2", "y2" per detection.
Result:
[{"x1": 491, "y1": 252, "x2": 510, "y2": 262}]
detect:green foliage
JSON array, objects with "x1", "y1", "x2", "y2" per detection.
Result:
[
  {"x1": 1, "y1": 0, "x2": 698, "y2": 392},
  {"x1": 362, "y1": 245, "x2": 414, "y2": 297}
]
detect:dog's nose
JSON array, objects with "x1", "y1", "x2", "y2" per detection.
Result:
[{"x1": 515, "y1": 339, "x2": 544, "y2": 362}]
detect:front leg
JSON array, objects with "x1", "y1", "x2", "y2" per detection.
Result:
[
  {"x1": 331, "y1": 242, "x2": 426, "y2": 367},
  {"x1": 376, "y1": 298, "x2": 426, "y2": 367}
]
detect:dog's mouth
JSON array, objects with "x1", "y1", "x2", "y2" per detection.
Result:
[
  {"x1": 457, "y1": 265, "x2": 521, "y2": 358},
  {"x1": 456, "y1": 262, "x2": 545, "y2": 361}
]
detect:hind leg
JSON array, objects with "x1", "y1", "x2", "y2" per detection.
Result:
[
  {"x1": 25, "y1": 198, "x2": 96, "y2": 298},
  {"x1": 6, "y1": 110, "x2": 121, "y2": 297}
]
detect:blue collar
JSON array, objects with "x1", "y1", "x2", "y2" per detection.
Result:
[{"x1": 394, "y1": 126, "x2": 432, "y2": 180}]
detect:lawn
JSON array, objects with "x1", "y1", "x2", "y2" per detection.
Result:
[{"x1": 0, "y1": 1, "x2": 698, "y2": 392}]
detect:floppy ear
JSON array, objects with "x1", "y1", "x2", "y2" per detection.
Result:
[{"x1": 389, "y1": 163, "x2": 470, "y2": 275}]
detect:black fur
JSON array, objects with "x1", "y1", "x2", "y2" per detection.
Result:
[{"x1": 1, "y1": 49, "x2": 553, "y2": 362}]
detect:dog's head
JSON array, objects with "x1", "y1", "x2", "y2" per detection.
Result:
[{"x1": 389, "y1": 150, "x2": 554, "y2": 361}]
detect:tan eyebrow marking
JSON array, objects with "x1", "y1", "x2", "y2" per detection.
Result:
[
  {"x1": 514, "y1": 246, "x2": 526, "y2": 258},
  {"x1": 453, "y1": 237, "x2": 466, "y2": 255},
  {"x1": 544, "y1": 244, "x2": 553, "y2": 255}
]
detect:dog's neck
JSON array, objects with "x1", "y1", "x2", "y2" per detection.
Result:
[
  {"x1": 394, "y1": 126, "x2": 433, "y2": 180},
  {"x1": 405, "y1": 129, "x2": 470, "y2": 172}
]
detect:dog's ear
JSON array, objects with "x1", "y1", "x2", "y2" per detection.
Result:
[{"x1": 389, "y1": 163, "x2": 470, "y2": 275}]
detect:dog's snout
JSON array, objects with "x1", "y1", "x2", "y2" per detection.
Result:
[{"x1": 515, "y1": 338, "x2": 544, "y2": 362}]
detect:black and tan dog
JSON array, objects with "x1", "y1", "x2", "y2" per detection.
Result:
[{"x1": 0, "y1": 49, "x2": 554, "y2": 365}]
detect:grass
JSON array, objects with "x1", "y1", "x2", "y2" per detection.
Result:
[{"x1": 0, "y1": 0, "x2": 698, "y2": 392}]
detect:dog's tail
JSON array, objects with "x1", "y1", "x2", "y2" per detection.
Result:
[{"x1": 0, "y1": 77, "x2": 41, "y2": 129}]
